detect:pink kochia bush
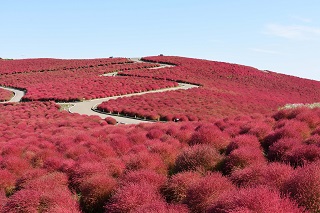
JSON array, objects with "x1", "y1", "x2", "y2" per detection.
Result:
[
  {"x1": 222, "y1": 146, "x2": 266, "y2": 175},
  {"x1": 118, "y1": 169, "x2": 167, "y2": 190},
  {"x1": 174, "y1": 144, "x2": 223, "y2": 174},
  {"x1": 208, "y1": 186, "x2": 304, "y2": 213},
  {"x1": 281, "y1": 161, "x2": 320, "y2": 212},
  {"x1": 184, "y1": 172, "x2": 235, "y2": 213},
  {"x1": 104, "y1": 183, "x2": 164, "y2": 212},
  {"x1": 161, "y1": 171, "x2": 202, "y2": 203},
  {"x1": 188, "y1": 124, "x2": 230, "y2": 152},
  {"x1": 230, "y1": 162, "x2": 293, "y2": 190}
]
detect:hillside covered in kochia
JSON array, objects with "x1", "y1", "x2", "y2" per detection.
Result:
[
  {"x1": 0, "y1": 56, "x2": 320, "y2": 212},
  {"x1": 98, "y1": 56, "x2": 320, "y2": 121},
  {"x1": 0, "y1": 102, "x2": 320, "y2": 212}
]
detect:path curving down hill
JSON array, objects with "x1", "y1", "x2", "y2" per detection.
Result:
[
  {"x1": 67, "y1": 58, "x2": 198, "y2": 124},
  {"x1": 68, "y1": 82, "x2": 198, "y2": 124},
  {"x1": 0, "y1": 86, "x2": 25, "y2": 103},
  {"x1": 0, "y1": 58, "x2": 198, "y2": 124}
]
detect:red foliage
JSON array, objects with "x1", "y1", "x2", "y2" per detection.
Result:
[
  {"x1": 188, "y1": 124, "x2": 230, "y2": 152},
  {"x1": 230, "y1": 163, "x2": 293, "y2": 190},
  {"x1": 123, "y1": 151, "x2": 167, "y2": 175},
  {"x1": 79, "y1": 174, "x2": 117, "y2": 213},
  {"x1": 208, "y1": 186, "x2": 303, "y2": 213},
  {"x1": 118, "y1": 169, "x2": 166, "y2": 190},
  {"x1": 97, "y1": 55, "x2": 320, "y2": 121},
  {"x1": 161, "y1": 171, "x2": 202, "y2": 203},
  {"x1": 3, "y1": 171, "x2": 80, "y2": 212},
  {"x1": 222, "y1": 147, "x2": 267, "y2": 175},
  {"x1": 268, "y1": 137, "x2": 320, "y2": 167},
  {"x1": 262, "y1": 124, "x2": 307, "y2": 151},
  {"x1": 105, "y1": 183, "x2": 164, "y2": 212},
  {"x1": 105, "y1": 117, "x2": 117, "y2": 125},
  {"x1": 0, "y1": 57, "x2": 130, "y2": 74},
  {"x1": 281, "y1": 161, "x2": 320, "y2": 212},
  {"x1": 174, "y1": 144, "x2": 223, "y2": 174},
  {"x1": 267, "y1": 138, "x2": 302, "y2": 162},
  {"x1": 2, "y1": 188, "x2": 80, "y2": 213},
  {"x1": 184, "y1": 172, "x2": 235, "y2": 213},
  {"x1": 225, "y1": 134, "x2": 261, "y2": 155},
  {"x1": 1, "y1": 73, "x2": 177, "y2": 102},
  {"x1": 0, "y1": 55, "x2": 319, "y2": 213},
  {"x1": 145, "y1": 139, "x2": 181, "y2": 171}
]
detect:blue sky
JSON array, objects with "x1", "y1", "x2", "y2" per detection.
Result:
[{"x1": 1, "y1": 1, "x2": 320, "y2": 81}]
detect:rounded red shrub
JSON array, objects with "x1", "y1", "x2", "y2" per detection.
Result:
[
  {"x1": 1, "y1": 156, "x2": 31, "y2": 176},
  {"x1": 296, "y1": 109, "x2": 320, "y2": 128},
  {"x1": 127, "y1": 131, "x2": 148, "y2": 145},
  {"x1": 105, "y1": 183, "x2": 164, "y2": 212},
  {"x1": 267, "y1": 138, "x2": 301, "y2": 162},
  {"x1": 105, "y1": 117, "x2": 117, "y2": 125},
  {"x1": 79, "y1": 174, "x2": 117, "y2": 213},
  {"x1": 174, "y1": 144, "x2": 223, "y2": 174},
  {"x1": 108, "y1": 134, "x2": 132, "y2": 156},
  {"x1": 124, "y1": 151, "x2": 167, "y2": 175},
  {"x1": 189, "y1": 124, "x2": 230, "y2": 152},
  {"x1": 247, "y1": 124, "x2": 274, "y2": 141},
  {"x1": 146, "y1": 140, "x2": 180, "y2": 171},
  {"x1": 285, "y1": 144, "x2": 320, "y2": 167},
  {"x1": 281, "y1": 161, "x2": 320, "y2": 212},
  {"x1": 222, "y1": 147, "x2": 266, "y2": 175},
  {"x1": 208, "y1": 186, "x2": 303, "y2": 213},
  {"x1": 185, "y1": 172, "x2": 235, "y2": 213},
  {"x1": 268, "y1": 135, "x2": 320, "y2": 167},
  {"x1": 68, "y1": 161, "x2": 111, "y2": 189},
  {"x1": 16, "y1": 171, "x2": 68, "y2": 191},
  {"x1": 146, "y1": 128, "x2": 165, "y2": 139},
  {"x1": 275, "y1": 120, "x2": 311, "y2": 139},
  {"x1": 174, "y1": 129, "x2": 194, "y2": 144},
  {"x1": 261, "y1": 127, "x2": 304, "y2": 151},
  {"x1": 161, "y1": 171, "x2": 202, "y2": 203},
  {"x1": 230, "y1": 162, "x2": 293, "y2": 190},
  {"x1": 273, "y1": 107, "x2": 306, "y2": 120},
  {"x1": 225, "y1": 134, "x2": 261, "y2": 155},
  {"x1": 119, "y1": 169, "x2": 167, "y2": 190}
]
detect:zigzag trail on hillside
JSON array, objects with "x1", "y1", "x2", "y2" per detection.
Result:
[
  {"x1": 0, "y1": 58, "x2": 199, "y2": 124},
  {"x1": 67, "y1": 58, "x2": 198, "y2": 124}
]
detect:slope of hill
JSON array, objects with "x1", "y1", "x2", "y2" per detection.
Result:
[{"x1": 0, "y1": 56, "x2": 319, "y2": 212}]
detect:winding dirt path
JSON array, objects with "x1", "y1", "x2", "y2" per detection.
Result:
[{"x1": 0, "y1": 58, "x2": 199, "y2": 124}]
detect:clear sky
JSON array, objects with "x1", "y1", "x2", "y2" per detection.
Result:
[{"x1": 1, "y1": 1, "x2": 320, "y2": 81}]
